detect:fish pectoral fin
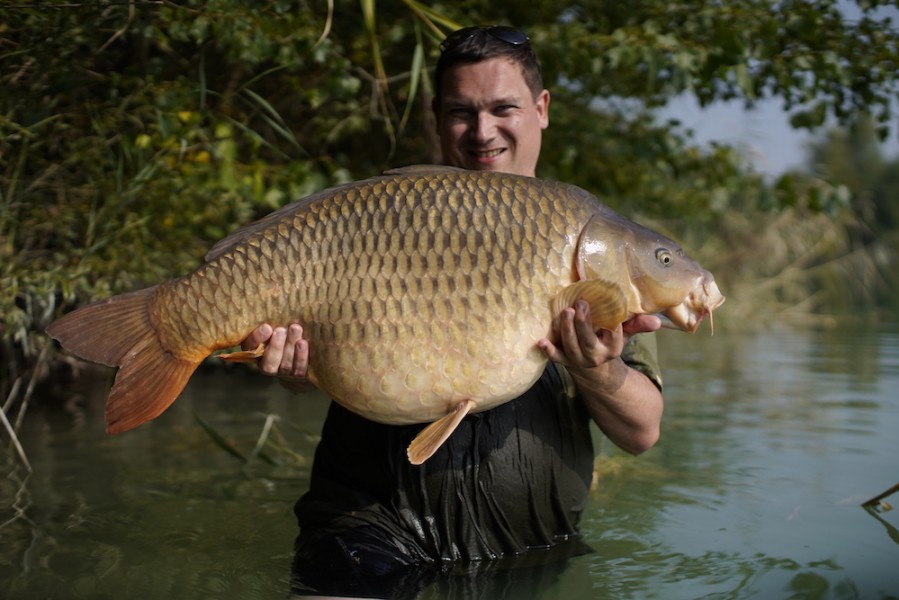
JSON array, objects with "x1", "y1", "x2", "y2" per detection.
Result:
[
  {"x1": 406, "y1": 399, "x2": 474, "y2": 465},
  {"x1": 217, "y1": 344, "x2": 265, "y2": 363},
  {"x1": 553, "y1": 280, "x2": 629, "y2": 332}
]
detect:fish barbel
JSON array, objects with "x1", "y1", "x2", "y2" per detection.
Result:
[{"x1": 46, "y1": 165, "x2": 724, "y2": 464}]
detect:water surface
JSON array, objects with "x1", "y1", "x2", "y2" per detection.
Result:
[{"x1": 2, "y1": 325, "x2": 898, "y2": 599}]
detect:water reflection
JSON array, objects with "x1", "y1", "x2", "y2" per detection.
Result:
[
  {"x1": 2, "y1": 326, "x2": 899, "y2": 599},
  {"x1": 563, "y1": 324, "x2": 899, "y2": 600},
  {"x1": 288, "y1": 541, "x2": 590, "y2": 600}
]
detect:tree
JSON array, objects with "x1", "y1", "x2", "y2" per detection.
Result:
[
  {"x1": 808, "y1": 117, "x2": 899, "y2": 235},
  {"x1": 801, "y1": 117, "x2": 899, "y2": 309},
  {"x1": 2, "y1": 0, "x2": 899, "y2": 392}
]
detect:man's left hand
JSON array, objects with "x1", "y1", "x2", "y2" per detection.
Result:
[{"x1": 537, "y1": 300, "x2": 661, "y2": 369}]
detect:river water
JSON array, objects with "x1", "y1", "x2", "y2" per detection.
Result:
[{"x1": 2, "y1": 324, "x2": 898, "y2": 599}]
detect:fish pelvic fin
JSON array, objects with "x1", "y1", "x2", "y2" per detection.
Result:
[
  {"x1": 45, "y1": 287, "x2": 203, "y2": 434},
  {"x1": 552, "y1": 279, "x2": 629, "y2": 332},
  {"x1": 217, "y1": 344, "x2": 265, "y2": 363},
  {"x1": 406, "y1": 399, "x2": 474, "y2": 465}
]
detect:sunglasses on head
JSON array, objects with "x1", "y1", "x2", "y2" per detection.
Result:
[{"x1": 440, "y1": 26, "x2": 530, "y2": 53}]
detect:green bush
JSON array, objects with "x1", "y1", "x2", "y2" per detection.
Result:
[{"x1": 2, "y1": 1, "x2": 899, "y2": 403}]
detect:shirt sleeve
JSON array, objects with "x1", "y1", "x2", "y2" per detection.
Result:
[{"x1": 622, "y1": 332, "x2": 663, "y2": 390}]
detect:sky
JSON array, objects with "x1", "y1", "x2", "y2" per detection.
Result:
[
  {"x1": 659, "y1": 1, "x2": 899, "y2": 178},
  {"x1": 659, "y1": 94, "x2": 899, "y2": 178}
]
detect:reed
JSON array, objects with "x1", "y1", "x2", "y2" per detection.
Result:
[
  {"x1": 193, "y1": 411, "x2": 308, "y2": 473},
  {"x1": 658, "y1": 198, "x2": 899, "y2": 330}
]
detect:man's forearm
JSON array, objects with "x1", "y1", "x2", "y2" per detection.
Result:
[{"x1": 569, "y1": 357, "x2": 663, "y2": 455}]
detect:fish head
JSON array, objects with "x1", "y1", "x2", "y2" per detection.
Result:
[{"x1": 577, "y1": 210, "x2": 725, "y2": 333}]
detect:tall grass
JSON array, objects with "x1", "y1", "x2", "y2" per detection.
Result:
[{"x1": 702, "y1": 209, "x2": 897, "y2": 327}]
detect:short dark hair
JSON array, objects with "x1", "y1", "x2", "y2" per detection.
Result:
[{"x1": 434, "y1": 26, "x2": 544, "y2": 108}]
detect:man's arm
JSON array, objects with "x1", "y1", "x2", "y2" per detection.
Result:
[{"x1": 537, "y1": 301, "x2": 664, "y2": 455}]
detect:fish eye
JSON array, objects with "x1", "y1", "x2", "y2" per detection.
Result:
[{"x1": 656, "y1": 248, "x2": 673, "y2": 266}]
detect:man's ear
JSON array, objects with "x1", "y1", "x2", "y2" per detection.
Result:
[{"x1": 537, "y1": 89, "x2": 550, "y2": 129}]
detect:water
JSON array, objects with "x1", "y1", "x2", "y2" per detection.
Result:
[{"x1": 2, "y1": 325, "x2": 898, "y2": 599}]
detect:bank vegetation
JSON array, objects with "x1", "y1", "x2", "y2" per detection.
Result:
[{"x1": 3, "y1": 1, "x2": 899, "y2": 416}]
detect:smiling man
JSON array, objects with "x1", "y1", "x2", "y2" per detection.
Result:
[
  {"x1": 433, "y1": 27, "x2": 550, "y2": 176},
  {"x1": 245, "y1": 26, "x2": 666, "y2": 598}
]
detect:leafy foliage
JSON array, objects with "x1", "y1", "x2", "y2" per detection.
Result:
[{"x1": 2, "y1": 0, "x2": 899, "y2": 399}]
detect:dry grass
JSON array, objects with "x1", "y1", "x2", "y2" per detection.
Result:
[{"x1": 654, "y1": 205, "x2": 899, "y2": 330}]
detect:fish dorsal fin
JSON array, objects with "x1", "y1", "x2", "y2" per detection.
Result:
[
  {"x1": 552, "y1": 280, "x2": 629, "y2": 332},
  {"x1": 383, "y1": 164, "x2": 468, "y2": 176},
  {"x1": 406, "y1": 398, "x2": 474, "y2": 465}
]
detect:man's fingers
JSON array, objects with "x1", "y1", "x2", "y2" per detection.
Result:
[
  {"x1": 257, "y1": 326, "x2": 287, "y2": 375},
  {"x1": 242, "y1": 322, "x2": 310, "y2": 379},
  {"x1": 286, "y1": 324, "x2": 309, "y2": 377},
  {"x1": 537, "y1": 339, "x2": 566, "y2": 365},
  {"x1": 622, "y1": 315, "x2": 662, "y2": 335},
  {"x1": 572, "y1": 301, "x2": 599, "y2": 355},
  {"x1": 242, "y1": 323, "x2": 273, "y2": 351},
  {"x1": 557, "y1": 306, "x2": 582, "y2": 358},
  {"x1": 548, "y1": 303, "x2": 660, "y2": 369}
]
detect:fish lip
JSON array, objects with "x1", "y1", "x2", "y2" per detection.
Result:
[
  {"x1": 658, "y1": 306, "x2": 708, "y2": 334},
  {"x1": 657, "y1": 307, "x2": 701, "y2": 333},
  {"x1": 658, "y1": 280, "x2": 726, "y2": 334}
]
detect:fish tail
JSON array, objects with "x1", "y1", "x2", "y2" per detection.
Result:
[{"x1": 45, "y1": 287, "x2": 203, "y2": 434}]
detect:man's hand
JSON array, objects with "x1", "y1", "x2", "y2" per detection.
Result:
[
  {"x1": 537, "y1": 300, "x2": 663, "y2": 455},
  {"x1": 242, "y1": 323, "x2": 315, "y2": 391},
  {"x1": 537, "y1": 300, "x2": 661, "y2": 370}
]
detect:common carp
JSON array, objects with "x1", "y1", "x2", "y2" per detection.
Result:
[{"x1": 46, "y1": 165, "x2": 724, "y2": 464}]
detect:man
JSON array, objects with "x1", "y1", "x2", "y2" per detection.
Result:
[{"x1": 246, "y1": 26, "x2": 664, "y2": 597}]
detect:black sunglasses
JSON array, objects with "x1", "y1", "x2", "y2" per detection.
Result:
[{"x1": 440, "y1": 26, "x2": 530, "y2": 53}]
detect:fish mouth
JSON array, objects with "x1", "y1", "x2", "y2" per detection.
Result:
[{"x1": 659, "y1": 278, "x2": 726, "y2": 334}]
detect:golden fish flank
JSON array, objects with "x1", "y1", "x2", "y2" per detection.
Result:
[{"x1": 45, "y1": 165, "x2": 724, "y2": 465}]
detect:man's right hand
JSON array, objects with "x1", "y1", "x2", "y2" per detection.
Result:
[{"x1": 242, "y1": 323, "x2": 315, "y2": 391}]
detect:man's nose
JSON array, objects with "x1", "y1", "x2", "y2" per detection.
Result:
[{"x1": 472, "y1": 113, "x2": 497, "y2": 142}]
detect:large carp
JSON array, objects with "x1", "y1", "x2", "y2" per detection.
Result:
[{"x1": 46, "y1": 165, "x2": 724, "y2": 464}]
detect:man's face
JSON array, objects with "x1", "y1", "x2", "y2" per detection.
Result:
[{"x1": 434, "y1": 57, "x2": 550, "y2": 177}]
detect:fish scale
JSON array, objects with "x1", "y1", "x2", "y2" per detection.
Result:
[{"x1": 45, "y1": 165, "x2": 724, "y2": 464}]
